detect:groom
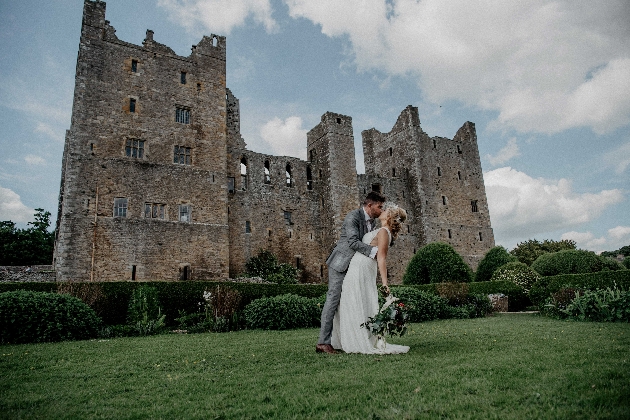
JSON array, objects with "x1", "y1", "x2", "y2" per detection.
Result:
[{"x1": 316, "y1": 191, "x2": 386, "y2": 354}]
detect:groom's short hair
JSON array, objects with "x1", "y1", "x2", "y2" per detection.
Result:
[{"x1": 363, "y1": 191, "x2": 386, "y2": 205}]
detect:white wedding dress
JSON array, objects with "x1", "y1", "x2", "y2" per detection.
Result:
[{"x1": 331, "y1": 228, "x2": 410, "y2": 354}]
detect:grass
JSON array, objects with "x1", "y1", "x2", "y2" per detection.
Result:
[{"x1": 1, "y1": 314, "x2": 629, "y2": 419}]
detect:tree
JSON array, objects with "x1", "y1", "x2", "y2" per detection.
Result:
[
  {"x1": 531, "y1": 249, "x2": 624, "y2": 276},
  {"x1": 403, "y1": 242, "x2": 473, "y2": 285},
  {"x1": 510, "y1": 239, "x2": 576, "y2": 266},
  {"x1": 475, "y1": 246, "x2": 517, "y2": 282},
  {"x1": 0, "y1": 208, "x2": 54, "y2": 266},
  {"x1": 600, "y1": 245, "x2": 630, "y2": 259}
]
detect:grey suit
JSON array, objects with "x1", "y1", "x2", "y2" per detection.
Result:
[{"x1": 318, "y1": 207, "x2": 375, "y2": 345}]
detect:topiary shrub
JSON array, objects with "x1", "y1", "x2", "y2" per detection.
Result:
[
  {"x1": 245, "y1": 250, "x2": 300, "y2": 283},
  {"x1": 403, "y1": 242, "x2": 473, "y2": 285},
  {"x1": 0, "y1": 290, "x2": 101, "y2": 344},
  {"x1": 490, "y1": 262, "x2": 541, "y2": 294},
  {"x1": 531, "y1": 249, "x2": 622, "y2": 276},
  {"x1": 391, "y1": 287, "x2": 450, "y2": 322},
  {"x1": 475, "y1": 246, "x2": 517, "y2": 282},
  {"x1": 244, "y1": 294, "x2": 320, "y2": 330}
]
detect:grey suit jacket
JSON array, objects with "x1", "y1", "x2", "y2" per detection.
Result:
[{"x1": 326, "y1": 207, "x2": 374, "y2": 273}]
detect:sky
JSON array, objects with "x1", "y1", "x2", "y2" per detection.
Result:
[{"x1": 0, "y1": 0, "x2": 629, "y2": 253}]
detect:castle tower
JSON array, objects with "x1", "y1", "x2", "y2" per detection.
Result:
[
  {"x1": 307, "y1": 113, "x2": 359, "y2": 260},
  {"x1": 54, "y1": 0, "x2": 230, "y2": 281},
  {"x1": 361, "y1": 106, "x2": 494, "y2": 269}
]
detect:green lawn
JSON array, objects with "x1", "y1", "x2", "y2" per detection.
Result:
[{"x1": 1, "y1": 314, "x2": 629, "y2": 419}]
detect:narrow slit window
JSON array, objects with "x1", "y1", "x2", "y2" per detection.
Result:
[
  {"x1": 433, "y1": 139, "x2": 436, "y2": 148},
  {"x1": 442, "y1": 196, "x2": 447, "y2": 205},
  {"x1": 227, "y1": 177, "x2": 235, "y2": 193},
  {"x1": 264, "y1": 160, "x2": 271, "y2": 184},
  {"x1": 180, "y1": 71, "x2": 187, "y2": 84},
  {"x1": 306, "y1": 166, "x2": 313, "y2": 190},
  {"x1": 479, "y1": 232, "x2": 483, "y2": 241},
  {"x1": 284, "y1": 211, "x2": 292, "y2": 226},
  {"x1": 285, "y1": 163, "x2": 293, "y2": 187},
  {"x1": 132, "y1": 265, "x2": 137, "y2": 281},
  {"x1": 129, "y1": 98, "x2": 136, "y2": 113},
  {"x1": 457, "y1": 145, "x2": 462, "y2": 154},
  {"x1": 471, "y1": 200, "x2": 479, "y2": 213},
  {"x1": 240, "y1": 157, "x2": 247, "y2": 191},
  {"x1": 389, "y1": 147, "x2": 393, "y2": 156},
  {"x1": 245, "y1": 221, "x2": 251, "y2": 233},
  {"x1": 131, "y1": 60, "x2": 138, "y2": 73},
  {"x1": 448, "y1": 229, "x2": 452, "y2": 239},
  {"x1": 392, "y1": 168, "x2": 396, "y2": 177},
  {"x1": 437, "y1": 167, "x2": 441, "y2": 176},
  {"x1": 458, "y1": 171, "x2": 462, "y2": 180}
]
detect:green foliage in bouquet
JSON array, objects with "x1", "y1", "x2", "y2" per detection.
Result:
[
  {"x1": 362, "y1": 295, "x2": 409, "y2": 338},
  {"x1": 475, "y1": 246, "x2": 517, "y2": 282},
  {"x1": 490, "y1": 262, "x2": 541, "y2": 293},
  {"x1": 0, "y1": 290, "x2": 101, "y2": 344},
  {"x1": 531, "y1": 249, "x2": 623, "y2": 276},
  {"x1": 403, "y1": 242, "x2": 473, "y2": 285},
  {"x1": 243, "y1": 294, "x2": 321, "y2": 330}
]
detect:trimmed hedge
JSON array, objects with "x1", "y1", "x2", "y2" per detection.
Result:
[
  {"x1": 243, "y1": 294, "x2": 321, "y2": 330},
  {"x1": 0, "y1": 290, "x2": 101, "y2": 344},
  {"x1": 531, "y1": 249, "x2": 624, "y2": 276},
  {"x1": 403, "y1": 242, "x2": 473, "y2": 285},
  {"x1": 475, "y1": 246, "x2": 517, "y2": 282},
  {"x1": 529, "y1": 269, "x2": 630, "y2": 309},
  {"x1": 490, "y1": 262, "x2": 541, "y2": 293},
  {"x1": 0, "y1": 281, "x2": 327, "y2": 327}
]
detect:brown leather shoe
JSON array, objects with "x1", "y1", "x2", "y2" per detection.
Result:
[{"x1": 316, "y1": 344, "x2": 337, "y2": 354}]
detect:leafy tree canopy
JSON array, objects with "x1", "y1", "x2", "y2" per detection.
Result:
[
  {"x1": 0, "y1": 208, "x2": 54, "y2": 266},
  {"x1": 600, "y1": 245, "x2": 630, "y2": 258},
  {"x1": 510, "y1": 239, "x2": 576, "y2": 266}
]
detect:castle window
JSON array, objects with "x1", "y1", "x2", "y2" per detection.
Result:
[
  {"x1": 336, "y1": 117, "x2": 341, "y2": 124},
  {"x1": 144, "y1": 203, "x2": 165, "y2": 219},
  {"x1": 264, "y1": 160, "x2": 271, "y2": 184},
  {"x1": 132, "y1": 265, "x2": 137, "y2": 281},
  {"x1": 180, "y1": 71, "x2": 187, "y2": 84},
  {"x1": 471, "y1": 200, "x2": 478, "y2": 212},
  {"x1": 212, "y1": 36, "x2": 218, "y2": 47},
  {"x1": 113, "y1": 198, "x2": 128, "y2": 218},
  {"x1": 227, "y1": 177, "x2": 235, "y2": 193},
  {"x1": 180, "y1": 265, "x2": 191, "y2": 281},
  {"x1": 389, "y1": 147, "x2": 392, "y2": 156},
  {"x1": 392, "y1": 168, "x2": 396, "y2": 177},
  {"x1": 458, "y1": 171, "x2": 462, "y2": 180},
  {"x1": 457, "y1": 145, "x2": 462, "y2": 154},
  {"x1": 286, "y1": 163, "x2": 293, "y2": 187},
  {"x1": 320, "y1": 265, "x2": 324, "y2": 277},
  {"x1": 296, "y1": 257, "x2": 301, "y2": 269},
  {"x1": 479, "y1": 232, "x2": 483, "y2": 241},
  {"x1": 245, "y1": 221, "x2": 251, "y2": 233},
  {"x1": 448, "y1": 229, "x2": 452, "y2": 239},
  {"x1": 131, "y1": 59, "x2": 138, "y2": 73},
  {"x1": 306, "y1": 166, "x2": 313, "y2": 190},
  {"x1": 174, "y1": 146, "x2": 191, "y2": 165},
  {"x1": 284, "y1": 211, "x2": 293, "y2": 226},
  {"x1": 372, "y1": 184, "x2": 381, "y2": 193},
  {"x1": 319, "y1": 169, "x2": 322, "y2": 179},
  {"x1": 129, "y1": 98, "x2": 136, "y2": 113},
  {"x1": 125, "y1": 139, "x2": 144, "y2": 159},
  {"x1": 240, "y1": 157, "x2": 248, "y2": 191},
  {"x1": 407, "y1": 225, "x2": 410, "y2": 233},
  {"x1": 433, "y1": 139, "x2": 436, "y2": 148},
  {"x1": 442, "y1": 196, "x2": 447, "y2": 205},
  {"x1": 196, "y1": 83, "x2": 201, "y2": 91},
  {"x1": 310, "y1": 149, "x2": 316, "y2": 161},
  {"x1": 437, "y1": 167, "x2": 441, "y2": 176},
  {"x1": 179, "y1": 204, "x2": 191, "y2": 223},
  {"x1": 175, "y1": 107, "x2": 190, "y2": 124}
]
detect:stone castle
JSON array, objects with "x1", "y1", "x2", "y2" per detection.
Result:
[{"x1": 53, "y1": 0, "x2": 495, "y2": 283}]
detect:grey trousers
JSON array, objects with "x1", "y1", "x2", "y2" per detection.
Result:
[{"x1": 317, "y1": 267, "x2": 346, "y2": 345}]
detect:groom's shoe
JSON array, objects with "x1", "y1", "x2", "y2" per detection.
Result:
[{"x1": 315, "y1": 344, "x2": 337, "y2": 354}]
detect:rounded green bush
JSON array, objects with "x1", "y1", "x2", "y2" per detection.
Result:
[
  {"x1": 0, "y1": 290, "x2": 102, "y2": 344},
  {"x1": 475, "y1": 246, "x2": 517, "y2": 282},
  {"x1": 244, "y1": 294, "x2": 320, "y2": 330},
  {"x1": 531, "y1": 249, "x2": 622, "y2": 276},
  {"x1": 490, "y1": 262, "x2": 541, "y2": 293},
  {"x1": 402, "y1": 242, "x2": 473, "y2": 285},
  {"x1": 623, "y1": 257, "x2": 630, "y2": 270},
  {"x1": 391, "y1": 287, "x2": 450, "y2": 321}
]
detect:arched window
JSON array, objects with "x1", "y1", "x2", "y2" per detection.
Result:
[
  {"x1": 264, "y1": 160, "x2": 271, "y2": 184},
  {"x1": 306, "y1": 166, "x2": 313, "y2": 190},
  {"x1": 286, "y1": 163, "x2": 293, "y2": 187},
  {"x1": 240, "y1": 157, "x2": 247, "y2": 191}
]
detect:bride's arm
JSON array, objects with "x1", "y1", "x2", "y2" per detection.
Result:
[{"x1": 375, "y1": 229, "x2": 390, "y2": 292}]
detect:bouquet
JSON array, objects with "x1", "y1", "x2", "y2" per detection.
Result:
[{"x1": 361, "y1": 293, "x2": 409, "y2": 340}]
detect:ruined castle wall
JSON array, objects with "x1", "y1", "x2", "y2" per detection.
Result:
[{"x1": 54, "y1": 0, "x2": 229, "y2": 281}]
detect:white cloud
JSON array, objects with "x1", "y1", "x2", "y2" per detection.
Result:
[
  {"x1": 604, "y1": 141, "x2": 630, "y2": 174},
  {"x1": 24, "y1": 155, "x2": 46, "y2": 166},
  {"x1": 0, "y1": 186, "x2": 33, "y2": 223},
  {"x1": 34, "y1": 122, "x2": 64, "y2": 142},
  {"x1": 485, "y1": 167, "x2": 624, "y2": 245},
  {"x1": 285, "y1": 0, "x2": 630, "y2": 134},
  {"x1": 259, "y1": 116, "x2": 307, "y2": 159},
  {"x1": 485, "y1": 137, "x2": 519, "y2": 166},
  {"x1": 157, "y1": 0, "x2": 277, "y2": 35},
  {"x1": 561, "y1": 226, "x2": 630, "y2": 253}
]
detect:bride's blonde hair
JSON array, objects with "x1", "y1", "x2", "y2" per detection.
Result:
[{"x1": 383, "y1": 203, "x2": 407, "y2": 242}]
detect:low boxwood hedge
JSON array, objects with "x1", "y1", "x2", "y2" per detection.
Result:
[{"x1": 529, "y1": 269, "x2": 630, "y2": 309}]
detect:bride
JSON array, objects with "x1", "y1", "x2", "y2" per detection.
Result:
[{"x1": 331, "y1": 203, "x2": 410, "y2": 354}]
